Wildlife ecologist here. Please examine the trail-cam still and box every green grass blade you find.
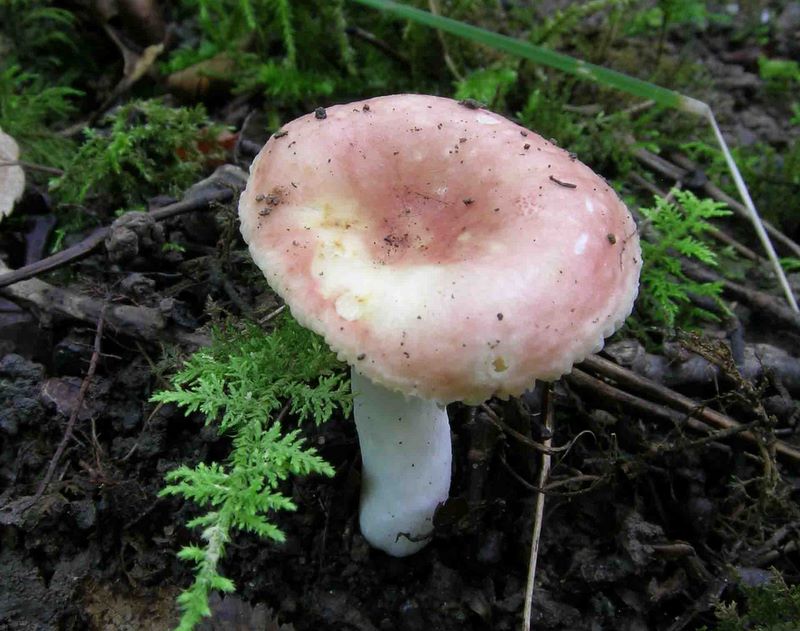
[704,111,799,311]
[350,0,705,114]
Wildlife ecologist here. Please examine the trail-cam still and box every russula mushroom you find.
[239,94,641,556]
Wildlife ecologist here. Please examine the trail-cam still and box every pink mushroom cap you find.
[239,94,641,404]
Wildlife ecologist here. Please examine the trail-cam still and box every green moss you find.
[636,189,732,329]
[0,66,80,168]
[0,0,79,75]
[164,0,361,106]
[50,99,227,210]
[680,138,800,234]
[701,571,800,631]
[153,314,350,630]
[454,66,517,109]
[516,85,653,177]
[624,0,727,36]
[758,56,800,94]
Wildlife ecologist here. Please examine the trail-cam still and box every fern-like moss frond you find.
[637,189,732,329]
[153,314,349,630]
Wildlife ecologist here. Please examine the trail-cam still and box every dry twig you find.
[0,160,64,176]
[522,384,554,631]
[577,355,800,464]
[631,145,800,259]
[0,187,234,288]
[681,260,800,332]
[481,403,558,455]
[24,305,106,512]
[0,258,209,345]
[428,0,464,81]
[628,171,762,262]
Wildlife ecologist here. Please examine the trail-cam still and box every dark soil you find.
[2,3,800,631]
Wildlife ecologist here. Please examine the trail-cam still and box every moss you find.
[51,99,228,210]
[702,571,800,631]
[0,66,80,169]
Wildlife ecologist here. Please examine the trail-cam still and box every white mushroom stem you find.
[351,368,452,557]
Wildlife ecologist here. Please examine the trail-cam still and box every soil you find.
[2,3,800,631]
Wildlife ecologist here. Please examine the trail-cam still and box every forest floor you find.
[1,2,800,630]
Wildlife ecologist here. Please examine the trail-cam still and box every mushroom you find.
[239,94,641,556]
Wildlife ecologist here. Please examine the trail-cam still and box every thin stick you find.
[631,146,800,260]
[345,25,411,68]
[428,0,464,81]
[703,111,797,311]
[258,303,287,324]
[0,188,234,289]
[480,403,559,455]
[24,305,106,511]
[0,257,208,345]
[680,259,800,333]
[522,383,554,631]
[0,160,64,175]
[576,357,800,464]
[628,172,762,262]
[0,227,110,288]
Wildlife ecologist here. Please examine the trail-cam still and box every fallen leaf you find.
[103,23,164,97]
[58,33,164,136]
[166,53,237,100]
[0,128,25,221]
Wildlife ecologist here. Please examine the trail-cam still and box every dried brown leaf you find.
[166,54,237,100]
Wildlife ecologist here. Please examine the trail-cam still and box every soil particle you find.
[569,546,634,583]
[40,375,108,421]
[775,2,800,56]
[617,511,665,569]
[426,560,463,604]
[0,354,45,436]
[525,589,581,628]
[112,425,164,458]
[120,272,158,303]
[0,547,97,630]
[0,352,43,383]
[53,329,96,375]
[396,599,425,630]
[70,498,98,530]
[105,212,166,264]
[0,298,40,358]
[310,588,378,631]
[475,529,504,565]
[196,593,296,630]
[734,108,786,146]
[458,99,483,109]
[82,580,181,631]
